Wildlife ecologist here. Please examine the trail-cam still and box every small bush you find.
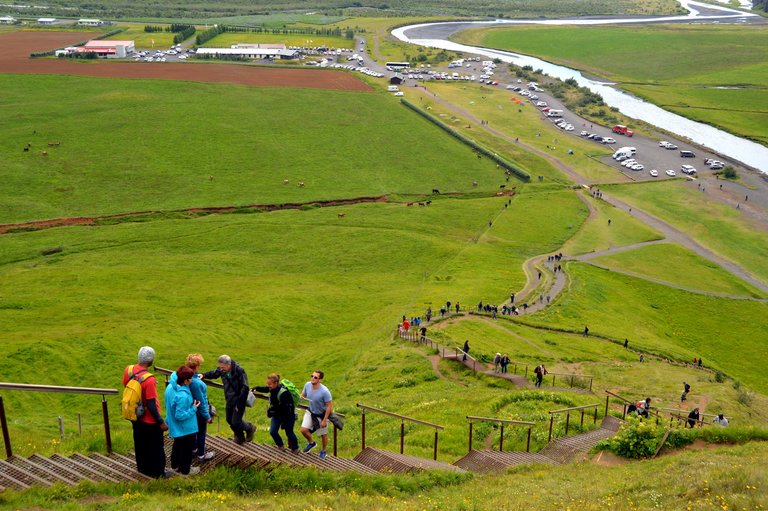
[606,416,665,458]
[723,166,737,179]
[714,370,725,383]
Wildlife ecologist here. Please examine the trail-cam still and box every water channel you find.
[392,0,768,172]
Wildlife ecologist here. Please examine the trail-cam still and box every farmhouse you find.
[195,43,299,60]
[37,18,57,25]
[64,40,135,58]
[0,16,18,24]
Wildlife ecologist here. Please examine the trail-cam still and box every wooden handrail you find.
[655,406,719,419]
[357,404,443,429]
[357,403,443,460]
[466,415,535,453]
[0,382,118,458]
[549,403,599,414]
[0,382,118,396]
[466,415,535,426]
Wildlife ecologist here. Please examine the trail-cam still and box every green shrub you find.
[606,416,665,458]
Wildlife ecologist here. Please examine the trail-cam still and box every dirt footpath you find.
[0,31,372,92]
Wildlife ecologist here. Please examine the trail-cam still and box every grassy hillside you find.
[454,24,768,145]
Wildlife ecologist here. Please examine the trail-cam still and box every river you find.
[392,0,768,172]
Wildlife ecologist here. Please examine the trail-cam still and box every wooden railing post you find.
[499,424,504,452]
[605,395,609,417]
[400,421,405,454]
[468,421,473,452]
[565,412,571,435]
[548,416,554,442]
[552,374,556,387]
[0,396,12,459]
[333,424,338,457]
[580,409,585,427]
[101,395,112,454]
[526,426,531,452]
[594,407,598,424]
[589,377,593,392]
[433,430,438,460]
[361,411,366,450]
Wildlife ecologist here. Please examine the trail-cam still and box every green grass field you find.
[199,31,353,49]
[590,242,767,298]
[602,181,768,285]
[0,74,508,224]
[0,45,767,510]
[105,24,180,48]
[453,24,768,144]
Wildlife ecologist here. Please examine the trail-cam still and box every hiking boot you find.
[302,441,317,453]
[319,450,327,459]
[181,467,201,476]
[245,424,256,442]
[163,470,178,479]
[198,451,215,461]
[234,435,245,445]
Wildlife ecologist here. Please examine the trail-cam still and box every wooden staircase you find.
[453,416,621,472]
[0,416,622,490]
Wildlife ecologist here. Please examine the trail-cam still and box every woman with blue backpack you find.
[252,374,299,453]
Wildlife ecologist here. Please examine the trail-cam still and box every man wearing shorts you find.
[300,370,333,459]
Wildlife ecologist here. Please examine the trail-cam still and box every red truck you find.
[612,124,634,137]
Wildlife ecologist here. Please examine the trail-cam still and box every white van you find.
[387,85,399,92]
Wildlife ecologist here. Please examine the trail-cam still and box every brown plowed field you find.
[0,31,373,91]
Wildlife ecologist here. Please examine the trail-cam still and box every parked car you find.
[680,150,696,158]
[602,137,617,144]
[649,169,659,177]
[580,130,589,136]
[681,164,697,175]
[666,169,676,176]
[659,141,671,148]
[665,143,678,150]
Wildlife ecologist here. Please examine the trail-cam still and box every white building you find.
[37,18,57,25]
[77,19,106,26]
[0,16,18,24]
[195,44,298,60]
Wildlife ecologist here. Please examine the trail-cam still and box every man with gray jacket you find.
[202,355,255,444]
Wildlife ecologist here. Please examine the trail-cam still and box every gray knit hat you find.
[137,346,155,365]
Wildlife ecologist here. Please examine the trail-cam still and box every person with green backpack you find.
[252,374,300,453]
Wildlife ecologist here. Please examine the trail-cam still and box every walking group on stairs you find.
[122,346,339,479]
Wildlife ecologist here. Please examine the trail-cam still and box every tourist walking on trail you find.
[202,355,255,445]
[165,366,201,476]
[501,354,510,374]
[494,353,502,373]
[174,354,214,462]
[583,325,589,337]
[681,382,691,402]
[687,407,700,428]
[252,374,299,453]
[534,364,547,388]
[300,370,333,459]
[123,346,168,478]
[713,413,729,427]
[462,340,470,361]
[420,326,427,342]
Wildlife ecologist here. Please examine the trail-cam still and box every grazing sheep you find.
[499,184,506,189]
[283,179,289,184]
[298,181,305,187]
[432,189,440,194]
[338,212,346,218]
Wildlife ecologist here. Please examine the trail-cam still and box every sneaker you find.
[181,466,201,476]
[319,450,327,459]
[245,424,256,443]
[291,448,299,454]
[302,441,317,453]
[198,451,215,461]
[163,470,178,479]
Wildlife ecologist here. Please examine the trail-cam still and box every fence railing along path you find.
[397,329,594,392]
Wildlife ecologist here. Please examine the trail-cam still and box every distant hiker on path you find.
[462,340,470,361]
[494,353,502,373]
[583,326,589,337]
[681,382,691,402]
[687,408,700,428]
[501,354,510,374]
[534,364,547,388]
[713,413,729,427]
[624,339,629,349]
